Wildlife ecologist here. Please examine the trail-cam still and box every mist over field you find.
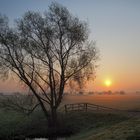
[1,91,140,110]
[63,93,140,110]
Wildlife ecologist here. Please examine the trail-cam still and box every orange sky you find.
[0,71,139,93]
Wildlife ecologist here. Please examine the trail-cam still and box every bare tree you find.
[0,3,98,129]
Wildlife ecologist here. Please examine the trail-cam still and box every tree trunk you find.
[47,106,58,134]
[51,107,57,128]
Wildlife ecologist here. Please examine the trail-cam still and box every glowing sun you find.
[104,79,112,87]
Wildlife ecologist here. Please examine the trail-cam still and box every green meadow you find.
[0,107,140,140]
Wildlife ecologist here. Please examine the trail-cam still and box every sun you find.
[104,79,112,87]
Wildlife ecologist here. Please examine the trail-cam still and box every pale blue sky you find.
[0,0,140,92]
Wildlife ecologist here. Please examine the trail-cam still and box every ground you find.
[68,115,140,140]
[0,108,140,140]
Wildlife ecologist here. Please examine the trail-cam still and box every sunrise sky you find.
[0,0,140,92]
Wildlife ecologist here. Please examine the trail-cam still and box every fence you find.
[64,103,120,113]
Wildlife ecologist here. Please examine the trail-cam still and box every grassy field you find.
[0,108,134,140]
[0,94,140,140]
[0,108,48,139]
[68,115,140,140]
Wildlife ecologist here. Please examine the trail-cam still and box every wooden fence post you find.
[85,103,87,112]
[65,105,67,113]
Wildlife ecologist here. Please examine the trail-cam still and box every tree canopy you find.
[0,3,98,121]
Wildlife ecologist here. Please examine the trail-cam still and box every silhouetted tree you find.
[0,3,98,130]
